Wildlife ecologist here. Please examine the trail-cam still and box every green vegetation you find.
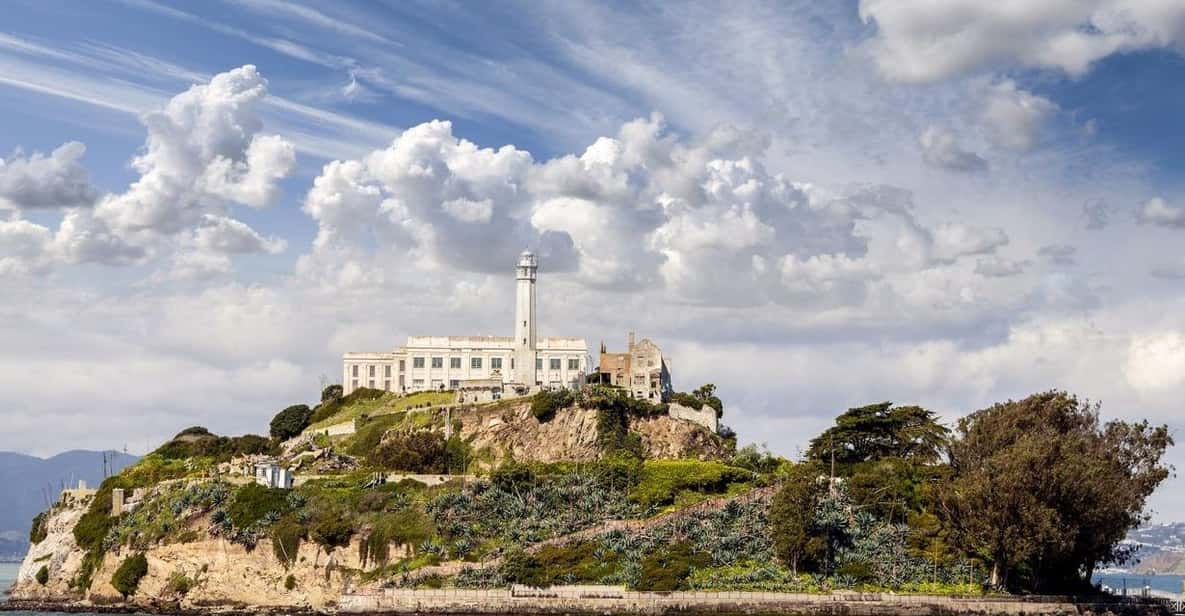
[941,391,1172,592]
[637,542,712,591]
[630,459,753,509]
[308,389,452,430]
[35,565,48,585]
[111,553,149,598]
[670,384,724,418]
[806,402,948,466]
[166,571,194,595]
[270,404,314,440]
[502,542,621,588]
[153,428,275,462]
[227,483,292,528]
[367,430,448,473]
[284,574,296,591]
[29,511,47,544]
[530,389,573,422]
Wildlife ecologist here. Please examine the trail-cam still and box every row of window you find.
[350,357,581,377]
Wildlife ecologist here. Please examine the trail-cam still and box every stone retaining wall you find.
[337,587,1168,616]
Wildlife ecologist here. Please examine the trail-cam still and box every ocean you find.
[1093,572,1185,597]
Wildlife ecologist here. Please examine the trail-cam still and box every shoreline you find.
[2,590,1177,616]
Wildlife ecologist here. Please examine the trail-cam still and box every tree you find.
[111,553,149,598]
[769,462,824,575]
[321,384,343,403]
[940,391,1172,592]
[269,404,313,441]
[807,402,948,466]
[693,383,724,417]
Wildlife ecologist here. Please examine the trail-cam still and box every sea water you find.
[1093,572,1185,597]
[0,562,77,616]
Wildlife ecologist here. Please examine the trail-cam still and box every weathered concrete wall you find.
[337,586,1168,616]
[668,402,718,434]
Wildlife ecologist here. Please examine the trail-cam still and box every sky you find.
[0,0,1183,519]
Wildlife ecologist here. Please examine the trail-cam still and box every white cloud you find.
[975,256,1029,278]
[981,81,1057,151]
[1136,197,1185,228]
[0,218,52,275]
[190,214,286,255]
[1126,332,1185,393]
[1038,243,1078,266]
[859,0,1185,83]
[918,125,987,172]
[0,142,97,209]
[932,223,1010,264]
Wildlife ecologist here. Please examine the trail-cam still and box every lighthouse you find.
[513,250,538,387]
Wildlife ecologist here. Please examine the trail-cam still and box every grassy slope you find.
[307,391,454,430]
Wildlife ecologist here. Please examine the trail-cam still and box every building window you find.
[369,365,375,377]
[368,379,375,388]
[399,360,405,371]
[351,365,358,377]
[536,358,542,370]
[568,358,579,370]
[385,365,391,377]
[384,379,391,391]
[351,378,358,390]
[550,358,561,370]
[511,358,515,369]
[412,379,424,388]
[471,357,483,369]
[431,379,443,390]
[449,379,460,389]
[413,357,425,368]
[450,357,461,369]
[431,357,443,369]
[491,357,502,370]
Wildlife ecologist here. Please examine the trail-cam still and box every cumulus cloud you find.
[96,65,294,234]
[918,125,986,172]
[0,142,97,209]
[981,81,1057,151]
[932,223,1009,264]
[0,218,52,275]
[1126,332,1185,393]
[859,0,1185,83]
[0,66,294,278]
[1136,197,1185,228]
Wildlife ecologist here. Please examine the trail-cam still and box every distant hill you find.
[0,450,138,561]
[1124,523,1185,574]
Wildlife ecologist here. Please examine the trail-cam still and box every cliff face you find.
[451,401,728,465]
[11,496,391,611]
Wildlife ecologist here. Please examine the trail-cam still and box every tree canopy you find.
[940,391,1172,592]
[806,402,949,466]
[269,404,314,441]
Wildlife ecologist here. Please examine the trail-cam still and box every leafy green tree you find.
[367,430,448,473]
[693,383,724,417]
[769,462,824,574]
[269,404,313,440]
[807,402,949,466]
[321,384,343,402]
[940,391,1172,592]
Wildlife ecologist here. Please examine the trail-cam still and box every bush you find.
[272,517,306,566]
[227,483,290,528]
[366,430,447,473]
[166,571,193,595]
[309,387,384,425]
[29,511,48,544]
[630,460,753,508]
[311,517,354,551]
[531,389,573,423]
[284,574,297,591]
[111,553,149,598]
[270,404,314,440]
[155,431,275,462]
[35,565,48,585]
[637,542,711,591]
[321,384,344,403]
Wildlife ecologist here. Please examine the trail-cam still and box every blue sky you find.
[2,0,1185,520]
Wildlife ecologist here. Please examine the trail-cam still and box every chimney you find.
[628,331,635,350]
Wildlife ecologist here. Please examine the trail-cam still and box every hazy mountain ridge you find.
[0,450,138,561]
[1124,523,1185,574]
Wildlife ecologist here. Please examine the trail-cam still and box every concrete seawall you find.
[335,587,1175,616]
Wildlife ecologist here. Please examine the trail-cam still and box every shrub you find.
[284,574,297,591]
[111,553,149,598]
[310,387,385,425]
[227,483,290,528]
[347,414,403,457]
[321,384,344,403]
[166,571,193,595]
[29,512,48,544]
[531,390,573,423]
[270,404,314,440]
[272,517,306,566]
[630,460,753,508]
[35,565,49,585]
[366,430,447,473]
[311,517,354,551]
[637,542,711,591]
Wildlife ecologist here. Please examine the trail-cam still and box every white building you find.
[255,463,294,490]
[342,251,589,396]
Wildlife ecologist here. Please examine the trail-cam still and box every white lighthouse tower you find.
[513,250,538,387]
